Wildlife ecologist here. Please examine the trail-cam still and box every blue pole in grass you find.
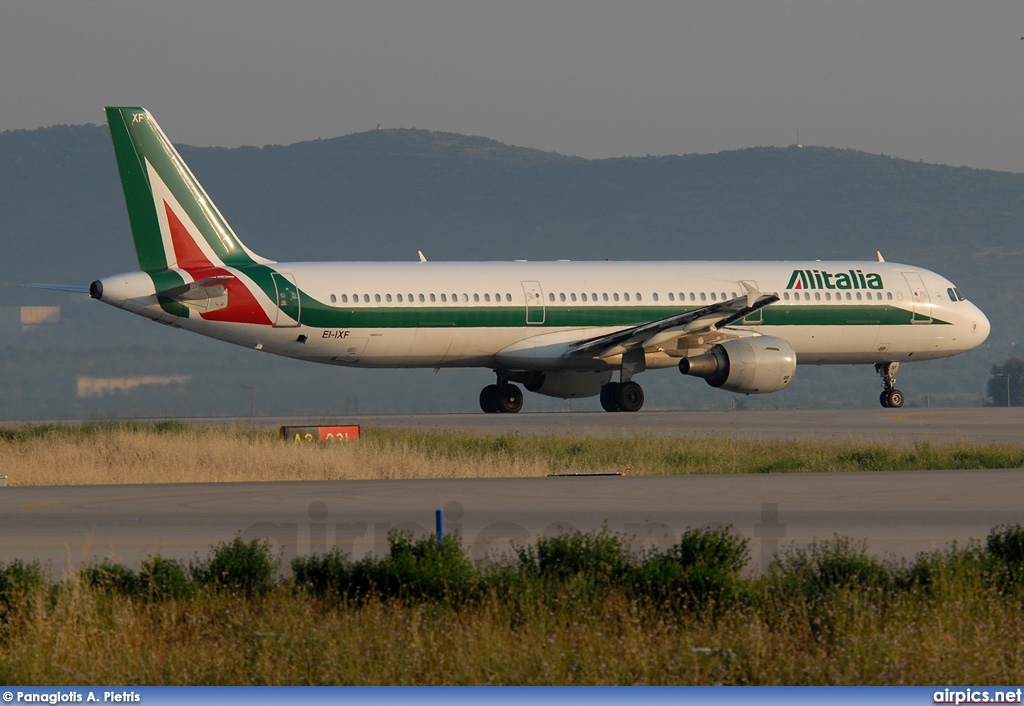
[435,508,444,547]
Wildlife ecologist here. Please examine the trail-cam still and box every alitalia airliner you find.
[51,107,992,412]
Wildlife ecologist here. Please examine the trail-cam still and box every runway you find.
[8,407,1024,445]
[2,469,1022,574]
[340,407,1024,445]
[1,408,1021,573]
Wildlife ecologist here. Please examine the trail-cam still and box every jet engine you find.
[679,336,796,393]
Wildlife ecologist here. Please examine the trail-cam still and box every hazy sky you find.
[4,1,1024,172]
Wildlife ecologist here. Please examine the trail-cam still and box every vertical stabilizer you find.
[105,107,271,273]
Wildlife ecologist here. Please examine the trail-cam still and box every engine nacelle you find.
[520,370,613,399]
[678,336,796,393]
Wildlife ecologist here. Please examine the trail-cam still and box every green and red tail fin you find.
[105,107,273,273]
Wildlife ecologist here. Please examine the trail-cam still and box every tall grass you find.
[1,525,1024,684]
[0,423,1021,485]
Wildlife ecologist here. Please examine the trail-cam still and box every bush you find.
[634,526,749,604]
[81,561,141,596]
[0,560,45,616]
[769,537,895,598]
[985,523,1024,591]
[293,531,477,603]
[190,536,278,597]
[141,556,192,600]
[293,549,357,601]
[370,530,476,602]
[518,528,631,580]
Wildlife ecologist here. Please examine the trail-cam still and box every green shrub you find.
[81,561,141,596]
[514,528,633,598]
[987,523,1024,565]
[190,536,278,597]
[769,537,895,598]
[0,560,46,616]
[985,523,1024,591]
[372,530,476,602]
[634,526,749,604]
[141,556,192,600]
[904,543,987,592]
[292,548,356,601]
[293,531,477,603]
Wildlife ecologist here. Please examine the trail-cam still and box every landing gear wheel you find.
[479,384,499,413]
[495,384,524,414]
[600,383,620,412]
[615,381,645,412]
[875,362,903,409]
[882,389,904,408]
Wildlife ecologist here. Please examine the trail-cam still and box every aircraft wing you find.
[563,286,779,360]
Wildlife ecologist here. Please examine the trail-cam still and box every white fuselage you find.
[98,259,990,371]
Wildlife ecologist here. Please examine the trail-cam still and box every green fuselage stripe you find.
[294,302,947,329]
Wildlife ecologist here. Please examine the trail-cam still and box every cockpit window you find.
[947,287,966,302]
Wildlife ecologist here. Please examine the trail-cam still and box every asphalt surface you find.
[1,408,1021,572]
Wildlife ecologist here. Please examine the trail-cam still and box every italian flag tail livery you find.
[104,108,279,325]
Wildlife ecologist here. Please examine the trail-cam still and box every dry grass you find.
[0,425,554,486]
[1,422,1022,486]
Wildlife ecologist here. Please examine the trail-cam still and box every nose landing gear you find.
[876,362,904,408]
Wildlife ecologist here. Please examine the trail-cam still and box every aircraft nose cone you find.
[972,308,991,344]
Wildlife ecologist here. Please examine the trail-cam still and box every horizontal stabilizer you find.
[20,283,90,293]
[156,275,233,302]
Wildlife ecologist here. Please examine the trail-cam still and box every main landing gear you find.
[875,362,904,408]
[600,349,647,413]
[479,372,524,414]
[599,381,645,412]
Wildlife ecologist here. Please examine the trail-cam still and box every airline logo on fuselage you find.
[786,269,883,290]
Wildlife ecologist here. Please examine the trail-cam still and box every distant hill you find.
[0,123,1017,417]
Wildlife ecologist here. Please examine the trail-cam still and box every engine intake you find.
[679,336,796,393]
